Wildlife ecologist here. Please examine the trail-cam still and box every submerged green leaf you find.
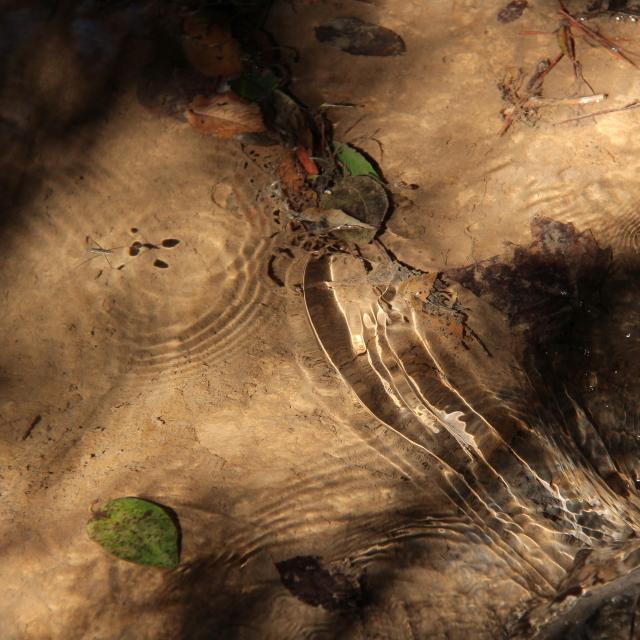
[334,143,380,180]
[229,71,280,102]
[320,175,388,233]
[86,497,180,569]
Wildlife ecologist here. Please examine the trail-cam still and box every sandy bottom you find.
[4,0,640,638]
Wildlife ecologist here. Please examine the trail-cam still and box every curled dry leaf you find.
[186,92,265,139]
[182,16,243,78]
[300,207,377,243]
[262,90,314,149]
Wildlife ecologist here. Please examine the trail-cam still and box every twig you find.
[556,21,596,92]
[22,415,42,440]
[559,2,639,68]
[529,93,607,106]
[556,100,640,124]
[318,103,364,109]
[528,51,564,93]
[499,53,565,135]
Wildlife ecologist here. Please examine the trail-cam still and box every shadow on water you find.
[0,0,139,223]
[294,214,640,638]
[0,0,267,226]
[437,218,640,637]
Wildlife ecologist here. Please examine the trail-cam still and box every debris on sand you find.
[314,17,405,57]
[497,0,528,24]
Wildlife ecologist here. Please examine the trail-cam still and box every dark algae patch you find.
[315,17,406,56]
[497,0,528,23]
[86,497,180,569]
[445,217,611,346]
[275,555,366,611]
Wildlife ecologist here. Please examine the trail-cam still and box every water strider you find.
[79,235,123,270]
[79,234,182,271]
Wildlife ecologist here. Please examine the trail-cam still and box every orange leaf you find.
[186,92,265,139]
[295,146,319,175]
[277,150,318,211]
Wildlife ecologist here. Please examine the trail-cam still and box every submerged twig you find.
[556,99,640,123]
[556,20,596,92]
[529,93,607,106]
[558,2,639,68]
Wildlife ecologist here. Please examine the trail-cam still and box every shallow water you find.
[3,0,640,638]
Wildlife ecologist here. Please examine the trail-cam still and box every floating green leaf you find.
[86,497,180,569]
[229,71,280,102]
[334,142,380,180]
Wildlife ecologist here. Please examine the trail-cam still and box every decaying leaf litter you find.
[497,0,640,134]
[151,2,412,255]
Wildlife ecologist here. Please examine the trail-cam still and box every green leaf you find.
[333,143,380,180]
[86,497,180,569]
[320,175,388,233]
[230,72,280,102]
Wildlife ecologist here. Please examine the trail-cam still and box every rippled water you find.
[4,1,640,639]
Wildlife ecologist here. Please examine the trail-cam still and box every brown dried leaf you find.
[299,207,377,243]
[186,92,265,139]
[398,272,438,310]
[277,150,318,211]
[261,90,314,149]
[182,17,243,78]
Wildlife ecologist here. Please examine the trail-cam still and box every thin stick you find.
[341,114,367,138]
[559,2,639,68]
[529,93,607,106]
[529,51,565,91]
[318,102,364,109]
[556,100,640,124]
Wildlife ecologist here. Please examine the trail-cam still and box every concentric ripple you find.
[104,181,277,379]
[40,140,283,383]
